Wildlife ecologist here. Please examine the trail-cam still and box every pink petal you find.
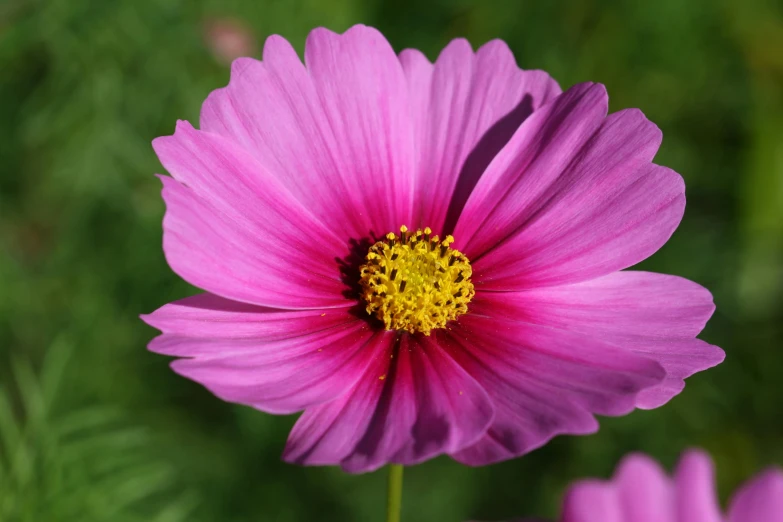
[674,450,723,522]
[614,454,676,522]
[154,123,352,309]
[632,338,723,409]
[447,370,598,465]
[142,293,358,342]
[399,39,561,233]
[561,481,623,522]
[472,271,723,409]
[454,84,684,289]
[201,25,415,240]
[281,333,397,468]
[561,455,676,522]
[142,294,373,414]
[446,315,664,465]
[284,333,494,473]
[728,468,783,522]
[381,335,495,467]
[453,82,608,255]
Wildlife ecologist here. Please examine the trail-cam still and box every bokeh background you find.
[2,0,782,520]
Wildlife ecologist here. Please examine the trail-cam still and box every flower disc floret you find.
[359,226,475,335]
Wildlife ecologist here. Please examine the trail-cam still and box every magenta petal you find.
[153,123,352,309]
[560,455,675,522]
[614,454,675,521]
[552,451,780,522]
[447,372,598,466]
[380,334,495,467]
[142,293,358,342]
[561,481,623,522]
[453,82,608,255]
[674,450,723,522]
[200,26,415,239]
[142,294,372,414]
[304,24,418,235]
[474,271,715,339]
[199,49,353,230]
[399,39,561,233]
[447,315,664,465]
[283,333,494,473]
[281,333,395,468]
[454,84,684,289]
[727,468,783,522]
[632,338,723,409]
[472,271,722,409]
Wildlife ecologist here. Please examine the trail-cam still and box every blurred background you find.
[1,0,782,520]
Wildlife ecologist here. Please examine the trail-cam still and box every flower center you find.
[358,225,475,335]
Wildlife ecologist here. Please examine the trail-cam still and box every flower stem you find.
[385,464,404,522]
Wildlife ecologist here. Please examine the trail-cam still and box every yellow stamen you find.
[358,225,475,335]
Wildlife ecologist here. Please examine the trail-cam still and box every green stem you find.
[385,464,404,522]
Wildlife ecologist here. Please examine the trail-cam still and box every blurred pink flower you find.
[203,18,256,65]
[143,24,723,473]
[517,450,783,522]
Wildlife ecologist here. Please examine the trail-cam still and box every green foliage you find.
[0,0,782,520]
[0,342,198,522]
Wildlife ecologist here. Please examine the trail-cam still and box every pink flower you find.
[142,24,723,473]
[522,450,783,522]
[203,18,257,65]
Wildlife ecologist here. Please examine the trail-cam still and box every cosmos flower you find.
[512,450,783,522]
[203,17,257,66]
[142,24,723,473]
